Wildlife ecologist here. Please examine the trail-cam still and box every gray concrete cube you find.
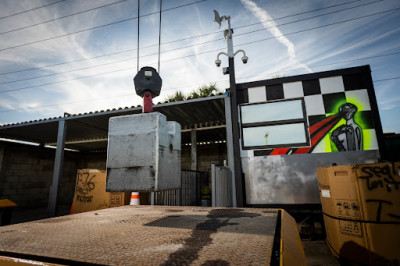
[106,112,181,191]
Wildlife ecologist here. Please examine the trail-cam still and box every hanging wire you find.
[158,0,163,73]
[137,0,140,73]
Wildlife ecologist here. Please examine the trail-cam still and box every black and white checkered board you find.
[239,68,379,152]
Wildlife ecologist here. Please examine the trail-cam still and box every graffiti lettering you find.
[359,165,400,192]
[75,172,96,195]
[76,195,93,203]
[366,199,400,222]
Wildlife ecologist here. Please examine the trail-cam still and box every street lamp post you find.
[214,10,248,207]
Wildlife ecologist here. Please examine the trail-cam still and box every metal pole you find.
[137,0,140,73]
[48,119,67,217]
[211,163,216,207]
[228,57,244,207]
[224,96,237,207]
[190,130,197,171]
[226,18,234,57]
[0,145,5,198]
[226,19,244,207]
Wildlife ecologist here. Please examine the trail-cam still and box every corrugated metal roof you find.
[0,94,227,152]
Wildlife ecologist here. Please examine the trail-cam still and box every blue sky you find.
[0,0,399,133]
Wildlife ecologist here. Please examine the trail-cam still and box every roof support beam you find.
[47,138,108,146]
[47,119,67,218]
[181,124,226,132]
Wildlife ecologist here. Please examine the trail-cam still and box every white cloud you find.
[305,27,400,67]
[0,0,399,135]
[240,0,311,73]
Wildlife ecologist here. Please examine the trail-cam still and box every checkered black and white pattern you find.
[242,72,379,152]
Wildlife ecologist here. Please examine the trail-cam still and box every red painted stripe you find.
[294,116,341,154]
[309,114,340,135]
[269,148,290,155]
[131,195,140,199]
[267,114,342,156]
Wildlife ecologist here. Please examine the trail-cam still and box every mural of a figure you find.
[331,103,363,151]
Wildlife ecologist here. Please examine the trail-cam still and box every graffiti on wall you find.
[242,71,380,156]
[75,171,96,203]
[359,163,400,222]
[331,103,362,151]
[268,100,374,155]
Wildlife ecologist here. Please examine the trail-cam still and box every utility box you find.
[106,112,181,192]
[317,162,400,265]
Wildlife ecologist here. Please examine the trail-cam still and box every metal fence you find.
[153,170,209,206]
[181,170,209,206]
[153,189,180,206]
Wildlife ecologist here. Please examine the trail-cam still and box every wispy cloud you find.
[305,27,400,67]
[240,0,311,73]
[0,0,399,132]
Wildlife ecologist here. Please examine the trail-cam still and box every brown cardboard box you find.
[317,162,400,265]
[71,169,131,214]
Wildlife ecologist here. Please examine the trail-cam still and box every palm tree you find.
[165,91,186,102]
[188,83,219,98]
[164,83,221,102]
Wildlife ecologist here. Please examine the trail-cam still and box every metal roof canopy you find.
[0,95,227,152]
[0,94,233,217]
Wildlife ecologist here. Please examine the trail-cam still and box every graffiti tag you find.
[359,165,400,192]
[75,172,96,200]
[76,195,94,203]
[366,199,400,222]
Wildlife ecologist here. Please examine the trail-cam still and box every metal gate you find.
[181,170,209,206]
[153,170,209,206]
[153,189,180,206]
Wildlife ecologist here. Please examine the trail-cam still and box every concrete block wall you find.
[0,142,78,208]
[0,140,226,209]
[79,152,107,170]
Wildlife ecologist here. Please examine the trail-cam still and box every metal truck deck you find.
[0,206,282,265]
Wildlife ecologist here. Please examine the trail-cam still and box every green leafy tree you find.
[164,83,221,102]
[189,83,219,98]
[165,91,186,102]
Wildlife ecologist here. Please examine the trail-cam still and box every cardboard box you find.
[317,162,400,265]
[71,169,131,214]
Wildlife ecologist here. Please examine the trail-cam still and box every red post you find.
[143,92,153,113]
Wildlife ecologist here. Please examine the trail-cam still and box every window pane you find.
[241,100,303,124]
[243,123,307,147]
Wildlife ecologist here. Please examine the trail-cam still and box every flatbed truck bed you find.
[0,206,306,265]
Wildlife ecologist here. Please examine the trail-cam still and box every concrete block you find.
[2,188,17,196]
[12,169,25,176]
[106,112,181,191]
[9,182,21,189]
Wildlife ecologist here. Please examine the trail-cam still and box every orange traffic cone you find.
[130,192,140,205]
